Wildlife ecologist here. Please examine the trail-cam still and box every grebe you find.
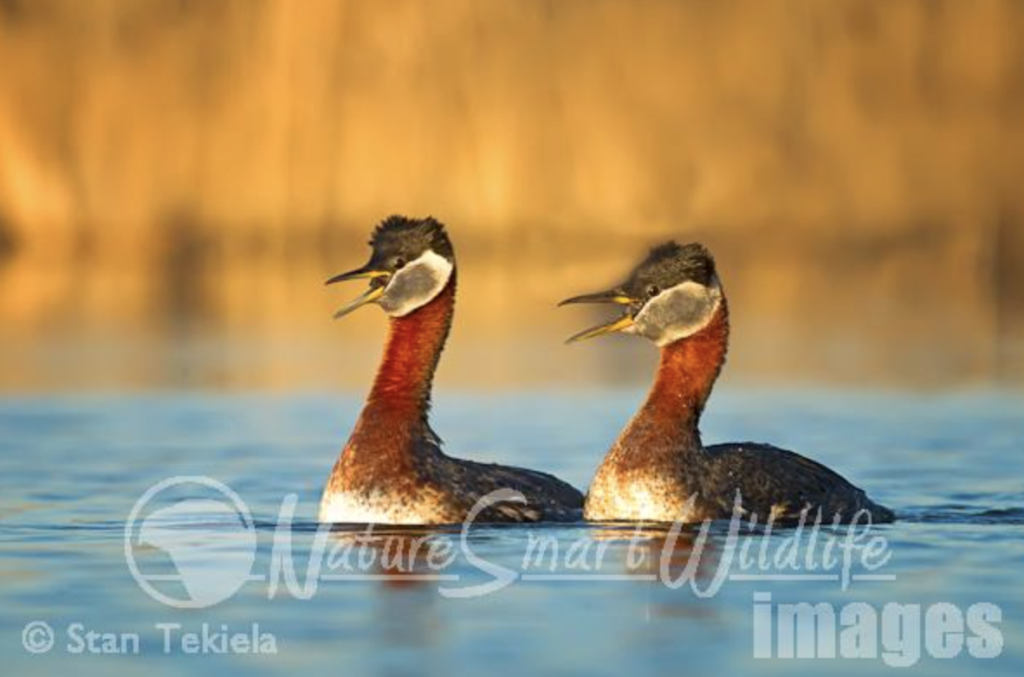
[561,242,894,524]
[320,216,583,524]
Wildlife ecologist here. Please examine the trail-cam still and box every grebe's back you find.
[320,216,584,525]
[562,241,894,525]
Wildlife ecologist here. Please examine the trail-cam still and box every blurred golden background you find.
[1,0,1022,390]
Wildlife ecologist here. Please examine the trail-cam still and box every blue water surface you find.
[0,388,1022,676]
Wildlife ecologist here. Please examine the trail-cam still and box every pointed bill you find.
[558,290,634,307]
[333,285,386,319]
[325,265,390,286]
[565,314,635,344]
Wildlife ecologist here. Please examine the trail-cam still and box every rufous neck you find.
[636,301,730,446]
[365,273,457,420]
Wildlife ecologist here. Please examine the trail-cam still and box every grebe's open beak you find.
[325,264,391,320]
[558,289,636,344]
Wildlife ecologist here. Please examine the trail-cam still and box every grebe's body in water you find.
[561,242,894,524]
[320,216,583,524]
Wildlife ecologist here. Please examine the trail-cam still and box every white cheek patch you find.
[632,278,722,346]
[378,250,454,317]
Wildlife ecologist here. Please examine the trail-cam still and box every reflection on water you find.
[1,390,1021,676]
[327,527,459,589]
[1,244,1023,390]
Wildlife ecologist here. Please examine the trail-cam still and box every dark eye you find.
[393,256,407,270]
[646,284,661,298]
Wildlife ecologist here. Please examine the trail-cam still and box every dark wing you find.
[701,442,893,523]
[434,456,585,523]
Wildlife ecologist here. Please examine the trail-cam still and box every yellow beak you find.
[559,288,637,344]
[564,314,635,344]
[332,285,386,320]
[326,264,391,319]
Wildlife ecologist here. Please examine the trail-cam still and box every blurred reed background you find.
[1,0,1022,391]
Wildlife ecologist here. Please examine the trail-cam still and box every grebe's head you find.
[326,216,455,319]
[560,241,722,346]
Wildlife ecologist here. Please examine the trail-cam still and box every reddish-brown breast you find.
[584,302,731,520]
[326,277,457,494]
[616,301,730,469]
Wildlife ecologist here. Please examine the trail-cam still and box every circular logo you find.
[22,621,55,654]
[124,476,256,609]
